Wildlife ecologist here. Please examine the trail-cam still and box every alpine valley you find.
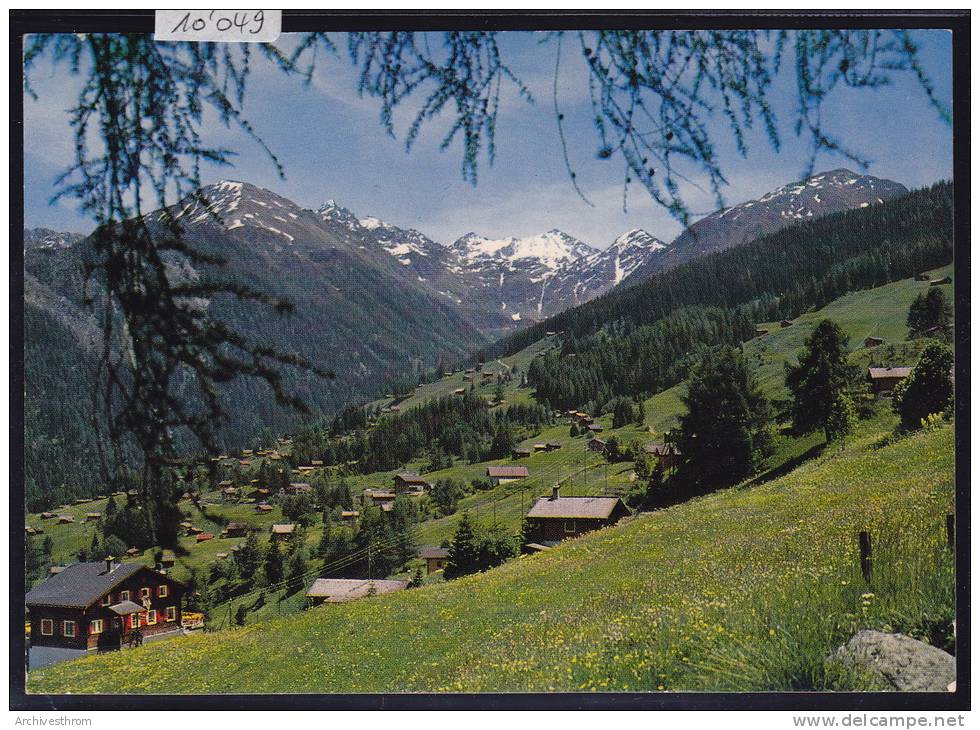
[23,168,906,502]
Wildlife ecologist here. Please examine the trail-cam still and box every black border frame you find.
[9,8,971,712]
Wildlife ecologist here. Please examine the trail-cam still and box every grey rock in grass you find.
[832,630,955,692]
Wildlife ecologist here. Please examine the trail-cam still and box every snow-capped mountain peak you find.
[450,229,596,270]
[609,228,667,253]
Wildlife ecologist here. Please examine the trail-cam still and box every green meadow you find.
[28,418,954,693]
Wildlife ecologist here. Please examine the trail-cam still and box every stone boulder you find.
[832,630,955,691]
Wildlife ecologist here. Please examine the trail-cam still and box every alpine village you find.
[24,168,955,693]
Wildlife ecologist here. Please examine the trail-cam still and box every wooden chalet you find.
[587,437,607,453]
[306,578,407,606]
[644,443,682,470]
[511,447,532,459]
[271,523,296,539]
[755,328,769,337]
[546,441,562,452]
[533,443,548,452]
[285,482,313,495]
[26,558,184,652]
[125,547,142,557]
[780,319,794,328]
[930,276,952,286]
[453,388,467,395]
[310,460,324,466]
[587,424,604,433]
[250,487,271,500]
[195,532,215,543]
[255,503,274,513]
[160,551,176,567]
[868,366,912,394]
[419,546,450,574]
[864,336,886,348]
[524,487,631,544]
[25,526,37,536]
[915,273,931,281]
[339,510,360,522]
[85,513,102,522]
[486,465,529,485]
[57,515,74,524]
[394,473,430,493]
[223,522,250,538]
[40,512,55,520]
[363,489,398,507]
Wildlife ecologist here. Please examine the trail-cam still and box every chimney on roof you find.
[550,485,560,501]
[105,555,115,573]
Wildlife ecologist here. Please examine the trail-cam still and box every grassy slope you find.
[29,419,953,693]
[27,268,953,586]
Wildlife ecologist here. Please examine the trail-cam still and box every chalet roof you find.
[487,465,529,478]
[272,523,296,534]
[255,504,273,512]
[419,547,450,559]
[395,473,430,485]
[196,532,215,542]
[306,578,408,603]
[226,522,250,531]
[546,441,562,448]
[644,443,680,456]
[108,600,145,616]
[527,495,627,520]
[26,562,145,609]
[588,437,607,446]
[869,366,912,379]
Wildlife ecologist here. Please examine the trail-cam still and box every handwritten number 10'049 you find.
[171,11,266,36]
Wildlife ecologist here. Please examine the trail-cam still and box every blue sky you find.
[23,30,953,248]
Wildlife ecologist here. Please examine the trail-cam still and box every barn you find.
[524,487,631,544]
[486,465,529,485]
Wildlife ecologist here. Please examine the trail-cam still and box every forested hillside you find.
[493,182,953,358]
[495,183,952,409]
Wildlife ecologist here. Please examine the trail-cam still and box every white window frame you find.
[564,520,577,533]
[165,606,176,622]
[40,618,53,636]
[101,593,111,607]
[90,619,103,635]
[140,587,152,599]
[119,590,130,602]
[158,584,169,598]
[63,620,76,637]
[146,609,157,625]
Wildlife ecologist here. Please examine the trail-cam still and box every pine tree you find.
[263,541,284,585]
[235,531,262,581]
[444,512,480,580]
[893,342,954,428]
[907,288,952,339]
[408,566,425,588]
[675,347,772,495]
[785,319,859,441]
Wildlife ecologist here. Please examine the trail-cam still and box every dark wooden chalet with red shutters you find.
[25,557,185,652]
[524,486,631,544]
